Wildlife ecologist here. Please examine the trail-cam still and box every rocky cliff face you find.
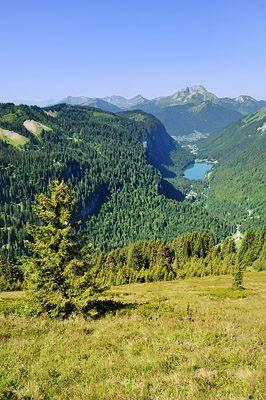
[145,119,176,169]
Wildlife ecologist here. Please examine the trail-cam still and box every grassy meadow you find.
[1,272,266,399]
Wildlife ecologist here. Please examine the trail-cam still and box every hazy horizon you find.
[1,0,266,102]
[11,84,266,106]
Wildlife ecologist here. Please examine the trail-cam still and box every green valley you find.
[3,2,266,399]
[0,103,231,262]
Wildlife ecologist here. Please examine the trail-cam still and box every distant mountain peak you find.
[102,94,149,109]
[171,85,219,103]
[128,94,149,105]
[103,95,126,103]
[235,95,256,103]
[132,94,146,100]
[61,95,91,104]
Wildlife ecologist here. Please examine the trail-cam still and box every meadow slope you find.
[1,272,266,399]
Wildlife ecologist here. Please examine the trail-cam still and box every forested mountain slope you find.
[197,107,266,230]
[197,106,266,160]
[0,103,232,261]
[142,101,243,139]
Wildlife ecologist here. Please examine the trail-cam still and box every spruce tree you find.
[238,229,256,266]
[232,261,244,290]
[0,256,24,291]
[25,180,100,317]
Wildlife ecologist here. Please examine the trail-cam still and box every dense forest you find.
[93,225,266,287]
[196,107,266,231]
[1,223,265,292]
[0,103,232,263]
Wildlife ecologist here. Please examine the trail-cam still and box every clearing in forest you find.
[23,119,52,136]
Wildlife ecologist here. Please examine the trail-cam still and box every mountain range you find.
[14,86,266,141]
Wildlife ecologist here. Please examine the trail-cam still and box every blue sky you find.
[1,0,266,101]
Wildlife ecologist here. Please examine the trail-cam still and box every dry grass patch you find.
[43,110,57,118]
[23,120,52,136]
[0,128,29,146]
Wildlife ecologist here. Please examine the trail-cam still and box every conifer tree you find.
[232,261,244,290]
[238,229,256,266]
[0,256,23,291]
[25,180,100,317]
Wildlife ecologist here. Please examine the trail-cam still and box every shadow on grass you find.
[0,293,179,320]
[84,299,140,319]
[84,297,177,320]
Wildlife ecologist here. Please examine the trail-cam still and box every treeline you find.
[93,226,266,287]
[1,226,266,292]
[238,226,266,268]
[93,232,236,286]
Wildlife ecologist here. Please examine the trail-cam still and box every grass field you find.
[1,272,266,399]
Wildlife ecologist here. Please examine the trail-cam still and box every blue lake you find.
[184,162,214,180]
